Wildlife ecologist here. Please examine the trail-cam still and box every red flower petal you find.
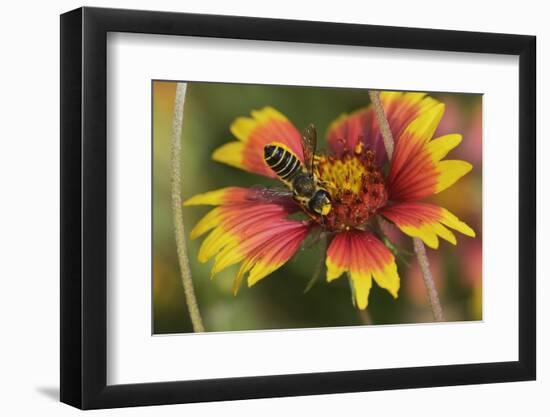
[212,107,304,178]
[326,92,441,166]
[325,231,400,309]
[386,105,473,201]
[381,202,475,249]
[184,187,310,292]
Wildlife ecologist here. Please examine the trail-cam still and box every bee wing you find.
[248,186,294,203]
[301,123,317,175]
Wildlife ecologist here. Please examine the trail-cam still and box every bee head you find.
[309,189,332,216]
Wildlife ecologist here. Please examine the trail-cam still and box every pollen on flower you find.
[315,145,387,232]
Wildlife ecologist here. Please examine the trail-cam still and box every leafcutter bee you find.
[263,124,332,217]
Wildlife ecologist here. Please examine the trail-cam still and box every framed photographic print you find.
[60,6,536,409]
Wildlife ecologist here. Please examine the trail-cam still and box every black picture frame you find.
[60,6,536,410]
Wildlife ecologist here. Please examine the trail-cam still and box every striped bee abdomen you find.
[264,143,303,183]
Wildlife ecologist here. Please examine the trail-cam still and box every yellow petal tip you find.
[183,188,229,206]
[462,225,476,238]
[211,142,245,169]
[356,302,368,310]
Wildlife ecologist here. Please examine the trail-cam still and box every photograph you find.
[0,0,542,414]
[153,81,483,334]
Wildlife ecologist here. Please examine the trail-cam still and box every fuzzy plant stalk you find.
[368,90,445,322]
[170,82,206,332]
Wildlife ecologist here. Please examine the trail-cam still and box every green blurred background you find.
[153,81,482,334]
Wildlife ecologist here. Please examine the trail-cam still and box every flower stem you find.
[368,90,394,159]
[368,89,444,322]
[412,237,444,321]
[170,82,205,332]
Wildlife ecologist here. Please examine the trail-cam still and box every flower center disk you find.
[315,146,387,232]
